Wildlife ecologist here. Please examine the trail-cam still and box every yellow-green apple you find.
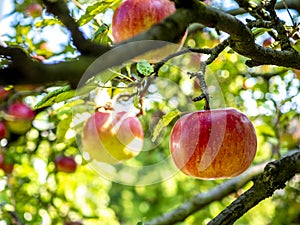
[0,153,14,175]
[112,0,176,43]
[6,102,35,135]
[81,111,144,164]
[54,155,77,173]
[26,3,43,18]
[170,108,257,179]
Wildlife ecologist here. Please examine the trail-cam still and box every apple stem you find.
[188,62,210,110]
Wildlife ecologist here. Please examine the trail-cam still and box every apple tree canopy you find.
[0,0,300,225]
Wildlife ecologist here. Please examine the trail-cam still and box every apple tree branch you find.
[144,151,300,225]
[208,151,300,225]
[1,0,300,85]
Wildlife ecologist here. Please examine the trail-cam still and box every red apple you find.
[0,86,10,100]
[6,102,35,135]
[262,37,273,47]
[54,155,77,173]
[0,153,14,175]
[26,3,43,18]
[112,0,176,43]
[170,108,257,179]
[0,122,8,139]
[81,111,144,164]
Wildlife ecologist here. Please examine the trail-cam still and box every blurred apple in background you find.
[54,155,77,173]
[262,37,274,47]
[65,222,83,225]
[6,102,35,135]
[26,3,43,18]
[0,153,14,175]
[0,122,8,139]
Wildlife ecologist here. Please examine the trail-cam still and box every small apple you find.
[112,0,176,43]
[262,37,273,47]
[65,222,83,225]
[294,69,300,79]
[6,102,35,135]
[0,153,14,175]
[26,3,43,18]
[54,155,77,173]
[0,122,8,139]
[81,111,144,164]
[170,108,257,179]
[0,86,10,100]
[31,55,46,61]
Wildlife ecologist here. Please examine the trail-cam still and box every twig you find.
[234,0,270,20]
[228,0,300,15]
[188,62,210,110]
[262,0,294,51]
[153,47,212,75]
[188,39,230,109]
[42,0,109,56]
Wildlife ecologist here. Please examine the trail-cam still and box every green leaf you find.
[34,19,62,28]
[137,60,154,76]
[92,24,111,46]
[256,124,275,137]
[77,0,122,26]
[56,116,72,142]
[291,39,300,52]
[136,222,143,225]
[252,27,272,37]
[152,109,181,142]
[93,68,122,85]
[35,85,74,109]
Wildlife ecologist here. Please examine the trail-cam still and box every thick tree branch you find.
[145,151,300,225]
[0,46,95,88]
[2,0,300,87]
[208,151,300,225]
[145,162,267,225]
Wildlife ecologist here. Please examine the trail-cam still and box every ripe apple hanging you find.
[112,0,176,42]
[170,108,257,179]
[81,111,144,164]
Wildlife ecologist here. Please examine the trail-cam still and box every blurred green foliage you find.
[0,0,300,225]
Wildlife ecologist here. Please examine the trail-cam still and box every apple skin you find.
[6,102,35,135]
[54,156,77,173]
[26,3,43,18]
[0,153,14,175]
[81,111,144,164]
[112,0,176,42]
[170,108,257,179]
